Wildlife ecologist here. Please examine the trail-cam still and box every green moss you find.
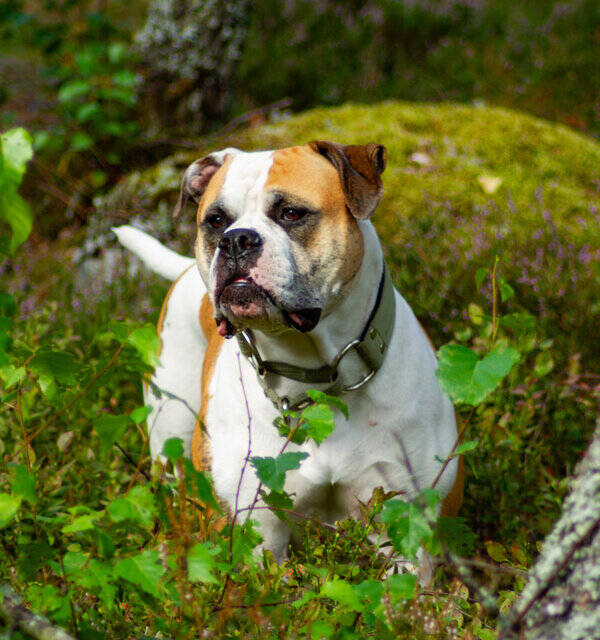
[104,100,600,363]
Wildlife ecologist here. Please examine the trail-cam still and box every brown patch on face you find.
[265,145,364,286]
[196,154,234,226]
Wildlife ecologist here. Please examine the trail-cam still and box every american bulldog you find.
[114,141,462,561]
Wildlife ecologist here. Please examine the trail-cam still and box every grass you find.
[1,101,599,638]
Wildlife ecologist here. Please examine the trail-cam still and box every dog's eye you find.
[206,213,227,230]
[280,206,306,222]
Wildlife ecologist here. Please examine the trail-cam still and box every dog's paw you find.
[386,548,434,588]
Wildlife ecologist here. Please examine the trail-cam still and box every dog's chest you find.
[203,342,408,496]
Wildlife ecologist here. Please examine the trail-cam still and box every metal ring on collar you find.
[330,339,376,391]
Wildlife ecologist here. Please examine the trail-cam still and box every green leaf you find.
[0,364,26,388]
[0,492,22,528]
[0,317,11,366]
[17,542,56,579]
[187,543,219,584]
[76,102,101,123]
[301,403,335,444]
[501,312,536,335]
[353,579,384,609]
[262,489,293,514]
[436,344,520,406]
[107,486,157,528]
[499,279,514,302]
[320,579,364,612]
[305,389,349,418]
[108,42,126,64]
[29,348,82,384]
[438,516,476,556]
[95,414,132,454]
[62,513,99,534]
[0,191,32,252]
[129,405,151,425]
[485,541,508,563]
[58,80,90,104]
[115,550,165,598]
[453,440,478,456]
[250,451,309,492]
[11,465,35,504]
[310,620,334,639]
[127,325,159,367]
[163,437,184,462]
[181,459,221,511]
[70,132,94,151]
[381,499,433,559]
[68,555,117,606]
[1,128,33,180]
[475,267,488,291]
[468,303,485,325]
[388,573,417,601]
[534,350,555,377]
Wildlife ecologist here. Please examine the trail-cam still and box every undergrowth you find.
[1,127,599,638]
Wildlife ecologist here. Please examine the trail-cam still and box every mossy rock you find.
[103,101,600,364]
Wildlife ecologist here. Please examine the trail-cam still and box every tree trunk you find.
[502,420,600,640]
[135,0,251,134]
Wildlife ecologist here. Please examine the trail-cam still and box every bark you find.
[502,420,600,640]
[135,0,250,133]
[0,584,77,640]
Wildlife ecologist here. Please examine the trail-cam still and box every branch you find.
[0,585,77,640]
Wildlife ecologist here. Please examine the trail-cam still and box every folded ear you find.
[308,140,386,219]
[173,148,237,218]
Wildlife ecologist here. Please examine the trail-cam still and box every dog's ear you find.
[173,149,237,218]
[308,140,386,219]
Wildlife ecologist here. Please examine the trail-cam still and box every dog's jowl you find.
[114,141,462,562]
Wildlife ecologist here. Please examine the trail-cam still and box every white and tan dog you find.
[114,141,462,561]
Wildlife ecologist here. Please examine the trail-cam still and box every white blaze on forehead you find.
[219,150,275,224]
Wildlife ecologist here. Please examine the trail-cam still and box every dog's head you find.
[174,141,386,336]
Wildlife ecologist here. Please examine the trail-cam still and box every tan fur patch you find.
[191,294,225,472]
[266,145,364,284]
[196,154,234,225]
[440,453,464,517]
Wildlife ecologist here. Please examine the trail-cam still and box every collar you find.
[236,262,396,411]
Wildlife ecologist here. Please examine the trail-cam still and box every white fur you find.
[112,225,195,280]
[114,151,458,562]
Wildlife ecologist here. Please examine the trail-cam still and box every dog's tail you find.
[112,225,195,281]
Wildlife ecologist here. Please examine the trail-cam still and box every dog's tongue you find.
[216,317,235,338]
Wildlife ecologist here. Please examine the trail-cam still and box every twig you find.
[431,407,475,490]
[114,442,151,482]
[0,584,77,640]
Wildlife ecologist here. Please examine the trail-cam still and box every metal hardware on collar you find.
[235,261,396,410]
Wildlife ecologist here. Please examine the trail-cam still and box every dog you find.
[114,141,462,562]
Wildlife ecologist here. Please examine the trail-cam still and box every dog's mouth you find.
[215,276,322,336]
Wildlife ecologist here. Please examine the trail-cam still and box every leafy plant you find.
[0,128,33,254]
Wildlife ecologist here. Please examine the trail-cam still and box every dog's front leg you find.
[249,508,292,563]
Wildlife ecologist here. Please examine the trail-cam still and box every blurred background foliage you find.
[0,0,598,236]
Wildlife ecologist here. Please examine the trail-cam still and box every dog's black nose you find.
[218,228,263,259]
